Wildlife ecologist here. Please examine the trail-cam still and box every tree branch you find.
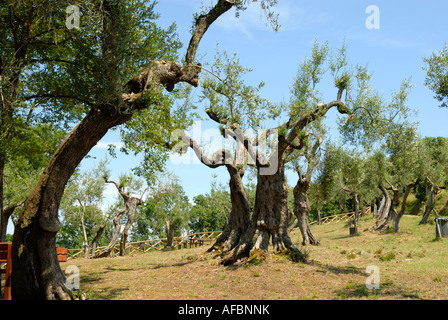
[185,0,235,64]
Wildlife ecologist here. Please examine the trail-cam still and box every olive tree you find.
[9,0,278,300]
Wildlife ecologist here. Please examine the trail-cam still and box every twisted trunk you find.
[420,178,444,225]
[370,184,399,232]
[95,194,143,257]
[208,164,250,253]
[221,162,305,265]
[293,179,319,246]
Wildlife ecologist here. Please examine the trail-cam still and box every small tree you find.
[95,174,146,257]
[424,44,448,108]
[59,159,109,256]
[142,176,190,247]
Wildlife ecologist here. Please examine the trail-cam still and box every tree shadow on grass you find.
[310,261,365,276]
[334,282,422,300]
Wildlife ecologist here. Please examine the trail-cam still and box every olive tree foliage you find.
[139,175,191,247]
[418,137,448,224]
[423,44,448,108]
[59,159,110,254]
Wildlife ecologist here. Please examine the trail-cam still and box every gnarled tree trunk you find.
[12,106,132,300]
[293,178,319,246]
[95,181,144,258]
[208,164,250,253]
[221,162,306,265]
[420,178,445,225]
[369,184,399,232]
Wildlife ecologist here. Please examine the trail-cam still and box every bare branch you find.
[185,0,235,64]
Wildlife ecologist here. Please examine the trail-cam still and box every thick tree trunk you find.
[11,106,131,300]
[221,163,305,265]
[166,220,175,248]
[208,164,250,253]
[293,179,319,246]
[369,185,399,232]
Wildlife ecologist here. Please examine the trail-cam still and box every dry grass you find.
[63,215,448,300]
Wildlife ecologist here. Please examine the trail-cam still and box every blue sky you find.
[82,0,448,205]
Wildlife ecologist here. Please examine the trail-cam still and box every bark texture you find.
[293,178,319,245]
[420,178,445,225]
[208,164,250,253]
[369,184,399,232]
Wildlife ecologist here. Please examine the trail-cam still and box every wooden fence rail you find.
[310,206,371,226]
[67,230,223,260]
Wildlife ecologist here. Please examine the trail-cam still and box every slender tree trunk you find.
[87,225,104,258]
[0,200,25,242]
[79,206,90,257]
[119,197,142,256]
[372,200,378,218]
[208,164,250,253]
[353,193,360,225]
[293,179,319,246]
[394,179,419,232]
[12,106,131,300]
[419,179,444,225]
[317,209,322,225]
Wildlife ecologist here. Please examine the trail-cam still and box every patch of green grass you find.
[379,252,396,262]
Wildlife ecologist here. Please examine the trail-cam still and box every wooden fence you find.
[310,206,371,225]
[66,230,223,260]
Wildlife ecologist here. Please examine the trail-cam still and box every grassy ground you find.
[60,214,448,300]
